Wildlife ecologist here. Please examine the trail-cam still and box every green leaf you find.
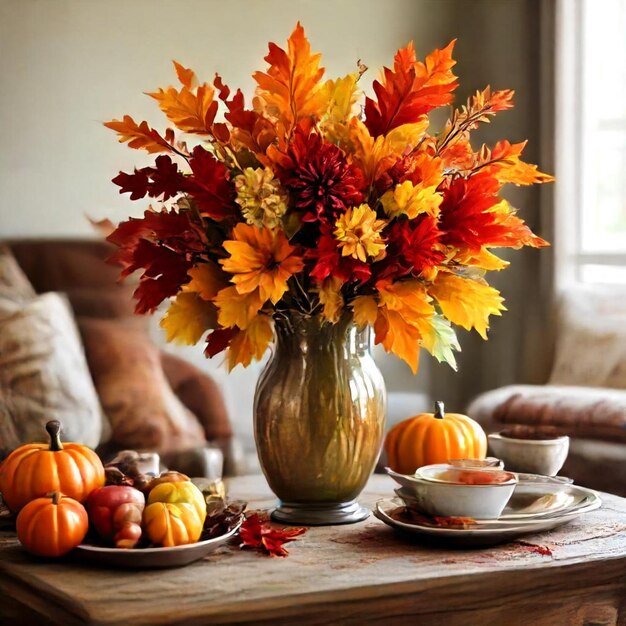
[421,314,461,370]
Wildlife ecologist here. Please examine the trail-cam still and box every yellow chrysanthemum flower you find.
[234,167,288,229]
[334,203,386,262]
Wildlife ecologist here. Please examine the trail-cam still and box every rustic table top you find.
[1,474,626,626]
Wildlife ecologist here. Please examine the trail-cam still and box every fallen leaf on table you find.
[240,513,306,557]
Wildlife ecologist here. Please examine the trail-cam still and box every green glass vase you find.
[254,313,386,525]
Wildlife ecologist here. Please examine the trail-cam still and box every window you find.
[556,0,626,285]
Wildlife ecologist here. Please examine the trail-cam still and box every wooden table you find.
[1,474,626,626]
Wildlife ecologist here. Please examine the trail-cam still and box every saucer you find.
[374,493,601,547]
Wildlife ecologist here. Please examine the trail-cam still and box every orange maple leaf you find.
[481,140,555,186]
[364,40,458,137]
[373,280,435,373]
[253,22,326,135]
[147,62,218,135]
[227,314,273,370]
[104,115,175,153]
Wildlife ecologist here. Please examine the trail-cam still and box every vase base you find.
[271,500,370,526]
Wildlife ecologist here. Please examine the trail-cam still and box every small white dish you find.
[488,432,570,476]
[386,466,517,520]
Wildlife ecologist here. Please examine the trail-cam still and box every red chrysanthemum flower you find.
[279,129,364,222]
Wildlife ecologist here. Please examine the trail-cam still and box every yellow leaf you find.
[214,286,264,330]
[320,72,361,143]
[380,180,442,219]
[384,120,430,153]
[160,292,217,345]
[377,280,434,319]
[429,273,506,339]
[227,315,273,370]
[351,295,378,329]
[184,263,229,300]
[456,248,510,271]
[318,277,343,323]
[345,118,429,184]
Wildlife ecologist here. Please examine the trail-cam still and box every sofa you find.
[0,239,243,477]
[467,285,626,496]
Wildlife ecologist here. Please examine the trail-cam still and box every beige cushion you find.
[550,286,626,388]
[0,246,36,305]
[78,318,207,454]
[0,293,105,454]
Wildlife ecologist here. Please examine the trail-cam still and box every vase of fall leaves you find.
[105,24,552,524]
[255,313,385,524]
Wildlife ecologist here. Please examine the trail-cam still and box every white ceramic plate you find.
[374,496,600,546]
[74,521,241,568]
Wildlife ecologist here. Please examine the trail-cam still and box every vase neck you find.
[273,314,370,356]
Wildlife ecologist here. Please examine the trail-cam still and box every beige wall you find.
[0,0,450,238]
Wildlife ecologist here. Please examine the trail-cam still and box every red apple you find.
[87,485,145,549]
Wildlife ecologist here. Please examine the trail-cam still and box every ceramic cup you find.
[386,465,517,520]
[488,431,570,476]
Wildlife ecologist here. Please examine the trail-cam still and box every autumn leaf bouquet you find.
[105,23,552,374]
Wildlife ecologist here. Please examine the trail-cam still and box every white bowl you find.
[386,466,517,520]
[488,432,569,476]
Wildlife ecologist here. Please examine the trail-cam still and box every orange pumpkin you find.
[385,401,487,474]
[16,492,88,557]
[143,481,206,547]
[0,421,105,513]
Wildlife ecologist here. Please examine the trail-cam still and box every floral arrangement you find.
[105,23,552,372]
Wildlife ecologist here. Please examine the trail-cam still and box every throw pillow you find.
[78,318,207,454]
[0,292,105,456]
[550,286,626,388]
[0,246,36,305]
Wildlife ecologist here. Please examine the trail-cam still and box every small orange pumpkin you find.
[16,492,88,557]
[385,401,487,474]
[0,421,105,513]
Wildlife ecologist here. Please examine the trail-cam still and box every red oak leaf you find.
[204,327,237,358]
[112,168,151,201]
[107,208,205,313]
[239,513,306,557]
[183,146,236,219]
[126,240,192,314]
[112,156,184,201]
[222,89,277,157]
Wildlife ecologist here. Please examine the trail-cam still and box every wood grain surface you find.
[1,474,626,626]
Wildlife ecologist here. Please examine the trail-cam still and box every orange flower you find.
[220,223,304,303]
